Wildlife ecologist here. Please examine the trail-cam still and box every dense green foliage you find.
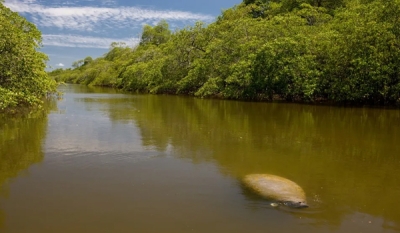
[50,0,400,106]
[0,3,56,112]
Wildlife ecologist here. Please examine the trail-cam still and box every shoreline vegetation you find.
[45,1,400,107]
[0,2,57,113]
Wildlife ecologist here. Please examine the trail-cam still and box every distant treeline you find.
[49,0,400,106]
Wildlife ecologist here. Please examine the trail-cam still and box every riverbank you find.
[49,0,400,107]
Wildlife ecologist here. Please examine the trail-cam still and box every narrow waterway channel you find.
[1,84,400,233]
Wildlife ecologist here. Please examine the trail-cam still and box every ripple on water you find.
[43,148,162,169]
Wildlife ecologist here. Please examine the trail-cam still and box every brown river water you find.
[1,84,400,233]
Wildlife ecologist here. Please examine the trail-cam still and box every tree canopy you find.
[49,0,400,106]
[0,3,56,112]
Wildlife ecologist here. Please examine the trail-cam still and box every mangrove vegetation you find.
[49,0,400,106]
[0,2,57,112]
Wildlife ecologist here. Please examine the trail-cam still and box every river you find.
[1,84,400,233]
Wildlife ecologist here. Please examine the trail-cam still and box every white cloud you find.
[101,0,117,6]
[5,0,213,51]
[42,34,139,49]
[5,0,213,32]
[56,63,65,67]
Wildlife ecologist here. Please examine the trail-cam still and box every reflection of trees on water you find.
[59,84,121,94]
[99,94,400,229]
[0,100,55,229]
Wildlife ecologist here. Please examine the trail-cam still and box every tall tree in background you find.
[243,0,267,5]
[140,20,171,46]
[244,0,345,11]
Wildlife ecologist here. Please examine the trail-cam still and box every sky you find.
[4,0,242,69]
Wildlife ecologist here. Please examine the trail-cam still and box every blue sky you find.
[4,0,241,69]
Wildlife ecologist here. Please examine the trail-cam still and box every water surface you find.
[1,84,400,233]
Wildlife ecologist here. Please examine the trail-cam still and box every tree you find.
[140,20,171,46]
[0,3,56,111]
[264,0,345,13]
[243,0,267,5]
[72,60,83,69]
[83,56,93,66]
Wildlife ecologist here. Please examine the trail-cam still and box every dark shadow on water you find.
[0,98,55,230]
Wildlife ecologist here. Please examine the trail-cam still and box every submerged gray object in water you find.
[243,174,308,208]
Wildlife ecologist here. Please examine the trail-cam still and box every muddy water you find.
[1,84,399,233]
